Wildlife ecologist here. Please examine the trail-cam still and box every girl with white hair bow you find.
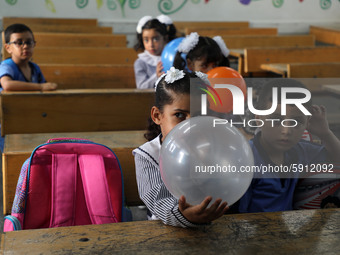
[134,15,177,89]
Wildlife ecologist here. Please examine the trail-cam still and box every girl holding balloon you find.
[173,32,230,73]
[133,67,229,228]
[134,15,177,89]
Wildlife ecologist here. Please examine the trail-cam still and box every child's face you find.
[258,104,309,154]
[187,57,217,73]
[142,29,166,56]
[5,31,35,63]
[152,93,190,141]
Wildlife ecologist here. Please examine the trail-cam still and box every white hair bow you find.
[177,32,200,54]
[137,15,173,34]
[156,14,173,25]
[213,36,230,57]
[136,15,153,34]
[154,67,185,91]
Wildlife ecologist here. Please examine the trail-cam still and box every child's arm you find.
[1,76,57,91]
[307,105,340,162]
[134,59,157,89]
[135,154,228,227]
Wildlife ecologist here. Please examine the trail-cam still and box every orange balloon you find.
[206,67,247,114]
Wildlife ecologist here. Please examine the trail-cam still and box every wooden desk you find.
[323,84,340,96]
[28,24,113,34]
[261,62,340,79]
[229,49,268,77]
[223,35,315,49]
[310,25,340,46]
[3,17,99,27]
[260,63,288,77]
[185,27,278,36]
[229,49,245,76]
[40,64,136,89]
[1,208,339,254]
[245,46,340,74]
[173,21,249,35]
[33,33,127,48]
[0,89,154,135]
[2,47,137,64]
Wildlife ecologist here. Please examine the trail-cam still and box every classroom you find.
[0,0,339,254]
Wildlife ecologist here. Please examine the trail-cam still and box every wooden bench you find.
[2,17,113,34]
[173,21,249,35]
[1,208,339,254]
[25,24,113,34]
[2,130,147,214]
[260,62,340,78]
[40,64,136,89]
[2,47,137,64]
[244,46,340,73]
[173,21,249,30]
[34,32,127,48]
[226,35,315,76]
[185,27,278,36]
[0,89,154,136]
[1,32,127,58]
[3,17,99,27]
[255,64,340,94]
[223,35,315,49]
[310,25,340,46]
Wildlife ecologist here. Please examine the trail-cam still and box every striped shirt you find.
[133,135,199,228]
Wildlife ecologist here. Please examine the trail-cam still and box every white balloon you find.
[160,116,254,206]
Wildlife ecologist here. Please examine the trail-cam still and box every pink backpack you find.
[4,138,129,231]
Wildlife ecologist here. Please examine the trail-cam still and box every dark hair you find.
[256,78,313,112]
[173,36,229,70]
[144,71,204,141]
[134,19,177,51]
[4,23,34,43]
[321,195,340,208]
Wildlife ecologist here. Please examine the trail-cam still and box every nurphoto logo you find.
[201,84,311,116]
[199,82,312,128]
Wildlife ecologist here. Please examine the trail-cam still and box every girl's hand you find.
[41,82,58,91]
[156,61,165,78]
[178,195,228,224]
[307,105,331,139]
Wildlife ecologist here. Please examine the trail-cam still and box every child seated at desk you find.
[238,78,340,213]
[133,67,229,227]
[134,15,176,89]
[173,32,230,73]
[0,23,57,91]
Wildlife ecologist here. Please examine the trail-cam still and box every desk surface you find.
[1,208,339,254]
[323,84,340,96]
[229,49,244,57]
[260,63,288,77]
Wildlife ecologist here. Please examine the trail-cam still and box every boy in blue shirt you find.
[239,78,340,213]
[0,23,57,91]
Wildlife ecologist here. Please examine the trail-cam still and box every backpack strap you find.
[50,154,77,228]
[78,154,118,224]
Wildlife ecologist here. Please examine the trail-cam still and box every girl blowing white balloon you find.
[133,67,229,228]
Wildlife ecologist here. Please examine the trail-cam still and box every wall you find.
[1,0,340,47]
